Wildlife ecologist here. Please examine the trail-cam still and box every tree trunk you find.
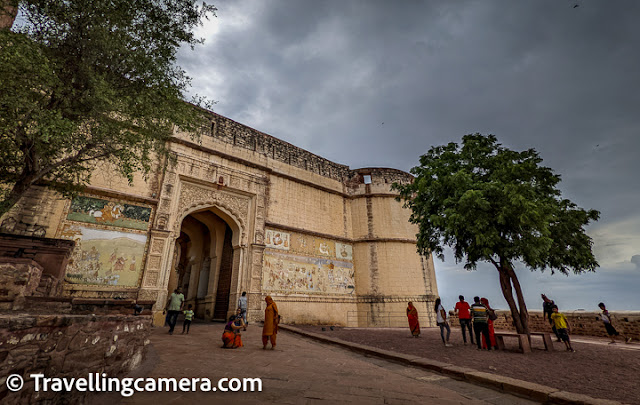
[505,262,530,335]
[494,259,529,335]
[0,174,36,218]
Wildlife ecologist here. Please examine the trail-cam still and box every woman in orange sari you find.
[262,296,279,349]
[406,302,420,337]
[481,297,497,350]
[222,315,244,348]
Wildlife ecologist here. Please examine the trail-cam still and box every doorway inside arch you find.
[166,209,235,321]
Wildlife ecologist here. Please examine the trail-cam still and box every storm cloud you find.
[178,0,640,310]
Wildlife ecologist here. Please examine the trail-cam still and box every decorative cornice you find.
[262,294,437,304]
[264,222,417,245]
[79,185,159,205]
[264,222,352,243]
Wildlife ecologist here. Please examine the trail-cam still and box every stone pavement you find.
[91,321,538,404]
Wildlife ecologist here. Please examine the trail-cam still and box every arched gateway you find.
[5,111,439,327]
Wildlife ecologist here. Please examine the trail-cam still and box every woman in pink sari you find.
[481,298,497,350]
[406,302,420,337]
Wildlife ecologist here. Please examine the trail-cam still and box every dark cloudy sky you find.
[178,0,640,311]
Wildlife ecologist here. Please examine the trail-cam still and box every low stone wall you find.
[448,309,640,341]
[0,313,152,404]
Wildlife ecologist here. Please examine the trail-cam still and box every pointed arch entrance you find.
[166,207,240,321]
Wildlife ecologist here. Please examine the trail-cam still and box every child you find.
[598,302,632,344]
[236,307,247,331]
[550,305,575,352]
[182,304,194,334]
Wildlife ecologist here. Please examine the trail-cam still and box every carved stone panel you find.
[143,271,160,287]
[151,239,166,254]
[177,182,250,234]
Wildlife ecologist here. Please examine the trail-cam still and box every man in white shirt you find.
[238,291,248,326]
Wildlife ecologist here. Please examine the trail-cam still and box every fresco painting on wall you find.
[315,239,335,257]
[291,234,315,256]
[61,225,147,286]
[262,251,355,295]
[67,196,152,231]
[335,242,353,260]
[265,229,290,250]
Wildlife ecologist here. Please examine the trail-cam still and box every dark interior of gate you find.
[167,209,234,321]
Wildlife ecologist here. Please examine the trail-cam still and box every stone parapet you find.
[0,313,152,404]
[204,112,352,181]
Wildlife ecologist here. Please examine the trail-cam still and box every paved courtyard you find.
[92,322,537,404]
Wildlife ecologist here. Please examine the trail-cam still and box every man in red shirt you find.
[454,295,474,345]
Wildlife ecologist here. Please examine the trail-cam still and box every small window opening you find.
[363,175,372,184]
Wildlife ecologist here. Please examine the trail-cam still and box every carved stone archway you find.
[138,157,268,326]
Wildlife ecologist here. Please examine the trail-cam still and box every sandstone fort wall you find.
[1,110,438,328]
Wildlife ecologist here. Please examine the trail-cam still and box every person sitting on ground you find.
[406,302,420,338]
[454,295,473,345]
[222,315,244,349]
[550,305,575,352]
[598,302,632,344]
[434,298,452,347]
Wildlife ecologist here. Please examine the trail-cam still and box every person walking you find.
[406,302,420,337]
[434,298,452,347]
[164,287,184,335]
[454,295,474,345]
[550,305,575,352]
[598,302,632,344]
[471,296,491,350]
[262,296,279,350]
[182,304,194,334]
[238,291,248,326]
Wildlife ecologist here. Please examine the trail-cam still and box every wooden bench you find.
[494,332,531,353]
[529,332,554,351]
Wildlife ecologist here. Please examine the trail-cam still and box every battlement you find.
[203,111,352,181]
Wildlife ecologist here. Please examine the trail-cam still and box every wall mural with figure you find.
[67,196,152,230]
[265,229,290,250]
[262,251,355,295]
[265,228,354,260]
[59,225,147,286]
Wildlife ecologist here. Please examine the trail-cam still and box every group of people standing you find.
[164,288,281,350]
[407,294,633,351]
[407,296,498,350]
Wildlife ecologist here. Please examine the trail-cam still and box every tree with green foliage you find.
[0,0,216,216]
[393,134,599,335]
